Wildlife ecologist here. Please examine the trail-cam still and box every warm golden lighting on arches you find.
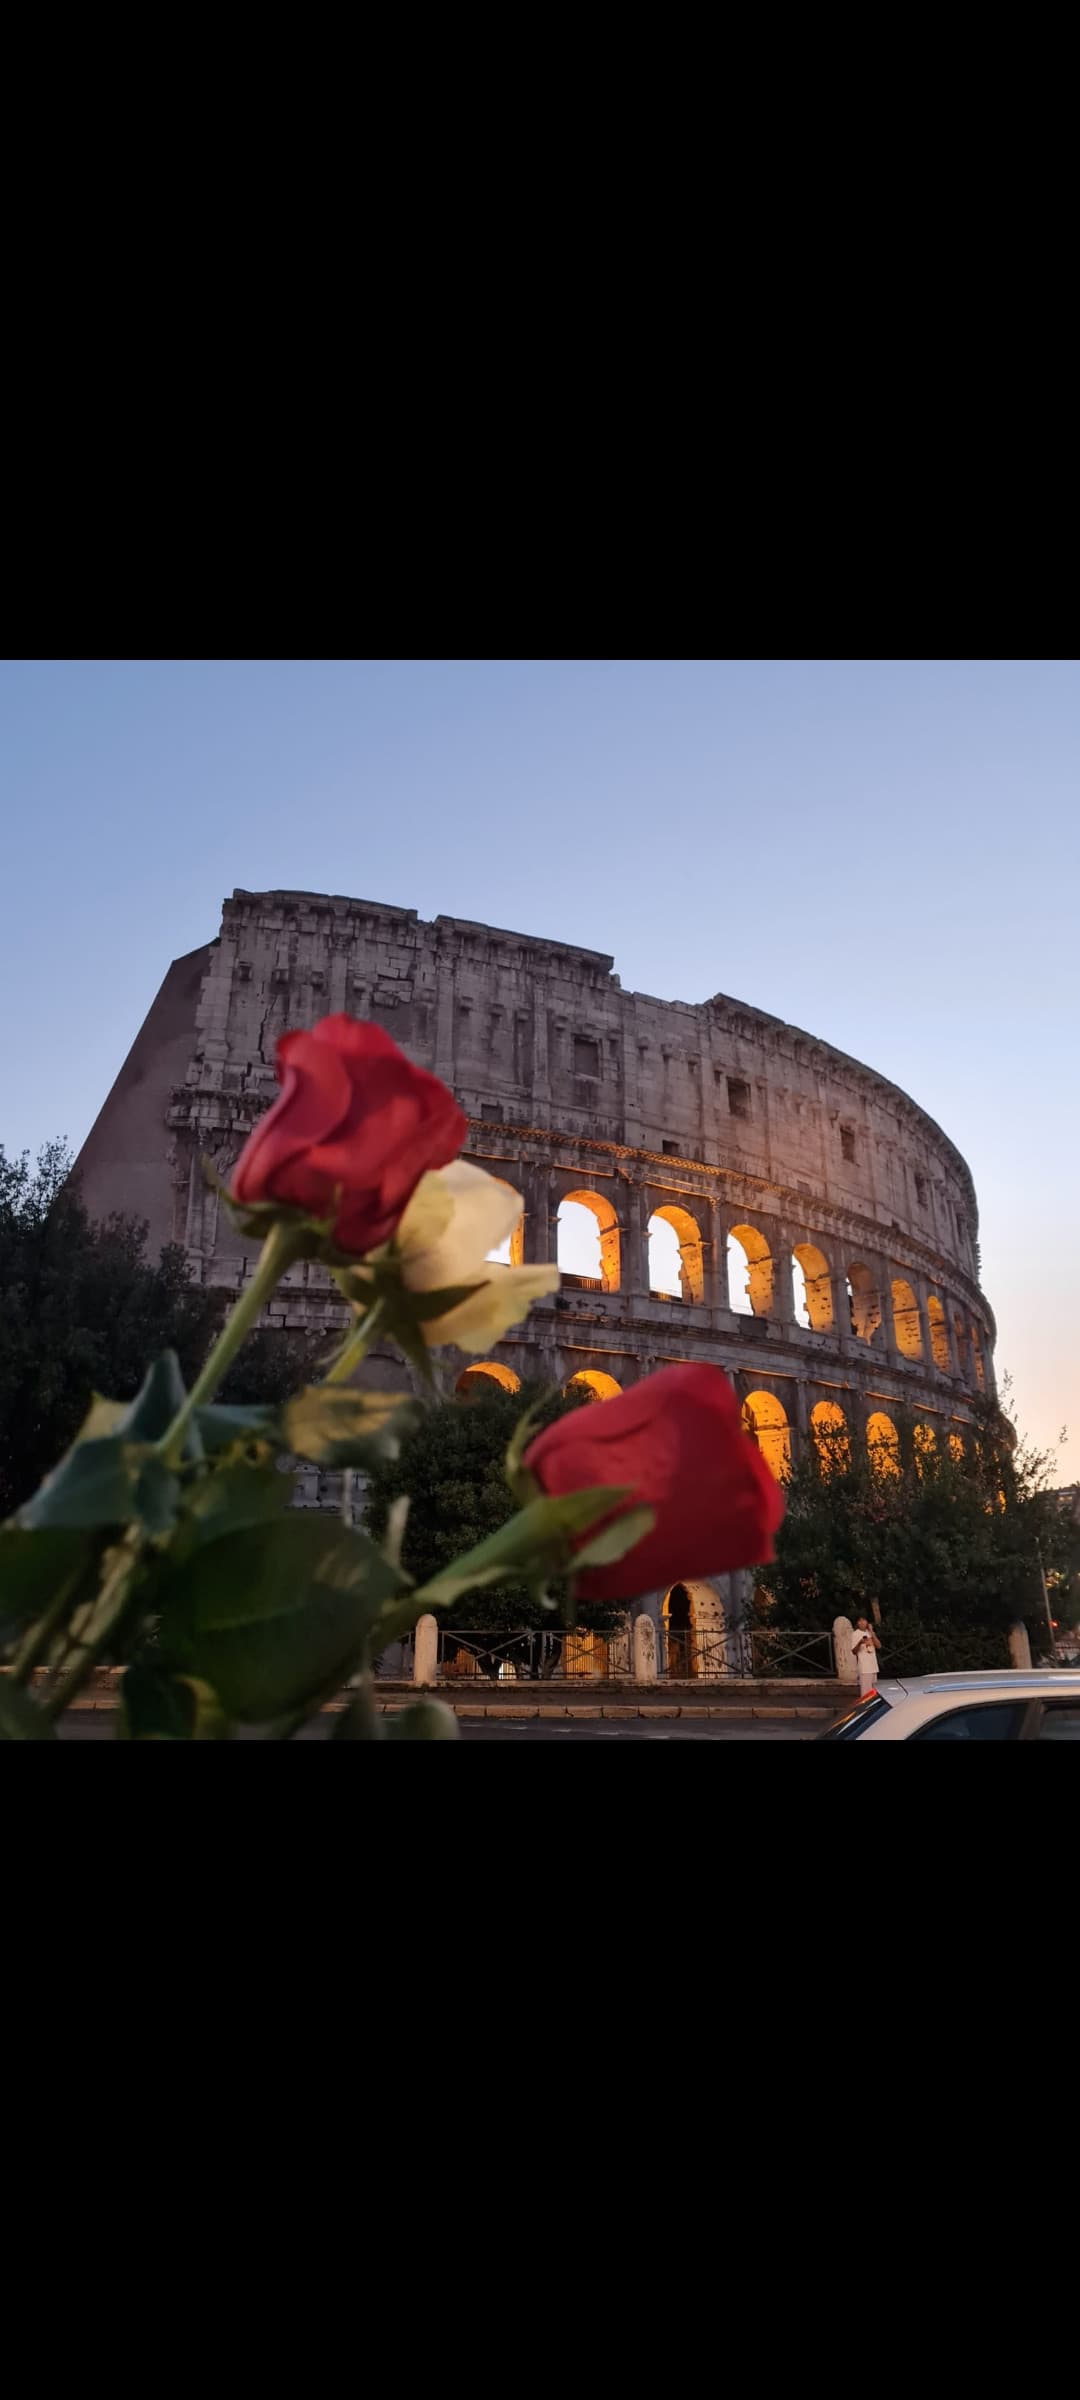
[867,1410,901,1478]
[810,1399,850,1473]
[947,1430,965,1464]
[727,1224,774,1317]
[648,1204,704,1303]
[741,1390,791,1481]
[913,1420,937,1476]
[927,1293,950,1372]
[557,1191,620,1291]
[969,1326,985,1390]
[563,1369,622,1403]
[891,1278,923,1361]
[455,1362,521,1398]
[792,1245,834,1333]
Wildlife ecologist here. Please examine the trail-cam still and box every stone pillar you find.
[633,1615,658,1682]
[1008,1621,1032,1671]
[834,1616,858,1685]
[769,1225,794,1328]
[831,1262,853,1341]
[520,1166,551,1264]
[876,1257,901,1361]
[621,1184,649,1297]
[413,1614,439,1686]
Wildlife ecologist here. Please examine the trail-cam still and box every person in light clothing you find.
[853,1615,881,1695]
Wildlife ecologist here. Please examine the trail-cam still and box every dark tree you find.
[756,1404,1080,1674]
[0,1142,322,1517]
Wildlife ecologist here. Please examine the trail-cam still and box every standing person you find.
[853,1615,881,1696]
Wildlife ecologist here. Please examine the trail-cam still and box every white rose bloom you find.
[395,1161,559,1351]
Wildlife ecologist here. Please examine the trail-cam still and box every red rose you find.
[230,1014,466,1256]
[524,1363,784,1602]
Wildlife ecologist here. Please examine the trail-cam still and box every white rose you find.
[394,1161,559,1351]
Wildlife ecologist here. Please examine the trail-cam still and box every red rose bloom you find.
[230,1014,466,1256]
[524,1363,784,1602]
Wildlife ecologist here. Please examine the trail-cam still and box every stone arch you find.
[727,1224,774,1316]
[927,1292,950,1371]
[952,1311,969,1380]
[810,1399,850,1474]
[557,1190,620,1292]
[947,1429,966,1463]
[847,1262,881,1343]
[456,1362,521,1398]
[969,1326,986,1390]
[648,1203,704,1303]
[661,1578,725,1678]
[913,1420,937,1475]
[563,1369,622,1403]
[891,1277,923,1361]
[741,1390,791,1481]
[867,1410,901,1478]
[792,1243,834,1332]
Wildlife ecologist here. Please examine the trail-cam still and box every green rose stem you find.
[156,1219,311,1467]
[30,1220,309,1726]
[323,1296,387,1387]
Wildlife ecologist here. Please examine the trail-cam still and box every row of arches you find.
[554,1195,984,1380]
[454,1365,968,1486]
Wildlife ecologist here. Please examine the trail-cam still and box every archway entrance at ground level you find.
[661,1579,727,1677]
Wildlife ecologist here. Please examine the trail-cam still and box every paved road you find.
[57,1713,820,1742]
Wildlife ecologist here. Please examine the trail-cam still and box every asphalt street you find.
[56,1713,820,1742]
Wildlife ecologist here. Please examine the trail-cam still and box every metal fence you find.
[438,1628,633,1682]
[660,1626,835,1681]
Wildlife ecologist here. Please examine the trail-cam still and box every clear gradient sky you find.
[2,660,1076,1470]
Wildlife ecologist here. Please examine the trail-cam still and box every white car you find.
[818,1669,1080,1741]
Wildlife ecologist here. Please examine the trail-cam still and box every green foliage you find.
[0,1143,224,1519]
[758,1407,1080,1674]
[362,1380,626,1635]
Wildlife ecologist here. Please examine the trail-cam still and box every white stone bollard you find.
[1008,1621,1032,1671]
[413,1613,440,1686]
[633,1614,657,1683]
[833,1616,858,1685]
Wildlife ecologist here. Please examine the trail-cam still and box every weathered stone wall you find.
[76,888,998,1535]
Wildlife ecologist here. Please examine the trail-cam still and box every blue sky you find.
[1,659,1076,1470]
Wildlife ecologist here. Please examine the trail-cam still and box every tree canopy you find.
[363,1378,626,1651]
[0,1142,321,1519]
[757,1405,1079,1674]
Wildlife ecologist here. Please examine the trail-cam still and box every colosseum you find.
[76,888,998,1661]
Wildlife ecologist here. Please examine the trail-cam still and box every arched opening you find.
[741,1390,791,1482]
[563,1369,622,1403]
[952,1312,969,1379]
[927,1292,950,1371]
[455,1362,521,1398]
[663,1580,695,1678]
[810,1399,850,1475]
[867,1411,901,1479]
[891,1278,923,1361]
[727,1224,773,1317]
[913,1421,937,1476]
[792,1244,834,1333]
[847,1263,880,1343]
[648,1204,704,1303]
[557,1191,620,1292]
[969,1326,985,1390]
[947,1430,965,1464]
[660,1579,726,1678]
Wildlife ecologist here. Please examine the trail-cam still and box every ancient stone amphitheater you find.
[77,889,998,1658]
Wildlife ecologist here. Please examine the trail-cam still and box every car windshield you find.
[817,1694,892,1740]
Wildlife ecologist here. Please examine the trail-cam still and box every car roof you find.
[878,1670,1080,1697]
